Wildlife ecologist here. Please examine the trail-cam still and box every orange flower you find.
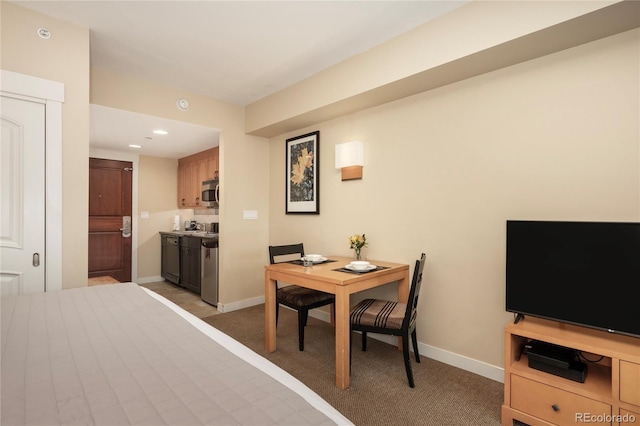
[348,234,367,249]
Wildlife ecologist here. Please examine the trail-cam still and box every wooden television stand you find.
[502,316,640,426]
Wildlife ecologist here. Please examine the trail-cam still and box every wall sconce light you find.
[335,140,364,181]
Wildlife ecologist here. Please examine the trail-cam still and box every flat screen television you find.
[506,220,640,338]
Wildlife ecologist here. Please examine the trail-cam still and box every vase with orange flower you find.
[348,233,367,261]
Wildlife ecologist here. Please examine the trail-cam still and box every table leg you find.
[397,269,410,303]
[264,273,277,353]
[334,286,350,389]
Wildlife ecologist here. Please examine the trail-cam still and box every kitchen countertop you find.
[160,231,218,238]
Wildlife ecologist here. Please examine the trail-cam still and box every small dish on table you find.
[301,254,327,265]
[345,261,376,271]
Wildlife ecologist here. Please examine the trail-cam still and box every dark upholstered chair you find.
[268,244,335,351]
[350,253,426,387]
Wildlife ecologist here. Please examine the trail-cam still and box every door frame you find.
[89,147,139,282]
[1,70,64,292]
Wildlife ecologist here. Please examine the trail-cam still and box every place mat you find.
[287,259,338,266]
[332,265,390,274]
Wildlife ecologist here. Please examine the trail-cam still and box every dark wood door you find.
[88,158,132,282]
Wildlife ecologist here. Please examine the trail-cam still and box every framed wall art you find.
[286,131,319,214]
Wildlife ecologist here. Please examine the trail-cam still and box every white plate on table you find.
[302,256,328,263]
[344,264,376,271]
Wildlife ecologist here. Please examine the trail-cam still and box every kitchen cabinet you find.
[502,316,640,426]
[178,161,200,208]
[178,147,218,208]
[160,232,215,296]
[180,236,201,294]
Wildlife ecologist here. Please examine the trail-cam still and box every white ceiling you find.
[14,0,467,158]
[90,104,221,159]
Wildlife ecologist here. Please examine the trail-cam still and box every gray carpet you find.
[202,304,503,425]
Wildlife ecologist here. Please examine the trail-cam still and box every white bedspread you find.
[1,283,352,425]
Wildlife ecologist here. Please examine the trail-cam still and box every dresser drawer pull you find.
[551,404,560,412]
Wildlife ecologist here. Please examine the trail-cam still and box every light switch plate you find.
[140,211,149,219]
[243,210,258,220]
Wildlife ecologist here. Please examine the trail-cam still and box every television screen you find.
[506,220,640,338]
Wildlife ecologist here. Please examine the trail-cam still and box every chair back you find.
[402,253,426,330]
[269,243,305,265]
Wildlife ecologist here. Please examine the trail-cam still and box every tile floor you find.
[139,281,220,319]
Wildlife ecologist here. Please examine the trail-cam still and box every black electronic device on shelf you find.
[525,340,587,383]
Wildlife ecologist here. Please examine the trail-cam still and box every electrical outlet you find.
[140,211,149,219]
[243,210,258,220]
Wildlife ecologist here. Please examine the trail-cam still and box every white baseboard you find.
[347,331,503,383]
[308,308,331,322]
[217,295,265,313]
[418,342,504,383]
[180,292,505,384]
[345,328,504,383]
[136,275,163,284]
[309,308,505,383]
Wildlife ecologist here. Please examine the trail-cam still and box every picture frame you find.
[286,131,319,214]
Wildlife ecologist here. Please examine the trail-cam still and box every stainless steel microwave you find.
[202,179,219,208]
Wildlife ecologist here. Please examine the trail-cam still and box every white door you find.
[1,95,46,295]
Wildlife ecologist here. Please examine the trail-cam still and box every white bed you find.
[1,283,352,425]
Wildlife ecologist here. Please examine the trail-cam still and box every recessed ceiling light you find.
[153,129,168,135]
[129,144,142,149]
[177,99,189,111]
[37,28,51,39]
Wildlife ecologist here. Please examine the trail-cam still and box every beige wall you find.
[246,0,633,137]
[268,29,640,368]
[1,2,90,288]
[90,68,271,306]
[137,155,179,278]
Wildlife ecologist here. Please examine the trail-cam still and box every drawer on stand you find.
[619,408,640,425]
[620,361,640,407]
[511,375,611,425]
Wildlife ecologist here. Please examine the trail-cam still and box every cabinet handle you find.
[551,404,560,412]
[196,197,200,205]
[181,198,186,206]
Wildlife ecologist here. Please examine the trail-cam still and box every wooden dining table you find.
[264,255,410,389]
